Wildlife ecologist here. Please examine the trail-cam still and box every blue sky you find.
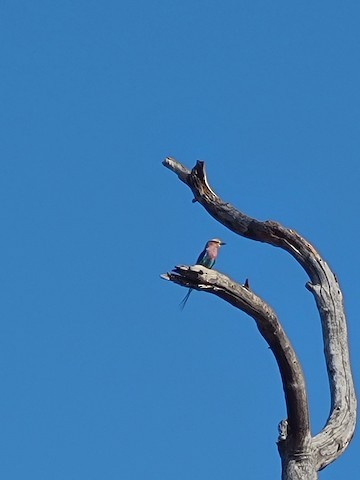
[0,1,359,478]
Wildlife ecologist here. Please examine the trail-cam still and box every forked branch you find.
[162,157,356,476]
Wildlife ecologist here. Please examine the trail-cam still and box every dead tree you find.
[161,157,356,480]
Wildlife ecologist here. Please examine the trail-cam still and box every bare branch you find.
[162,265,311,451]
[162,157,357,473]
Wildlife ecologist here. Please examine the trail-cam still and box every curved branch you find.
[162,265,311,452]
[162,157,356,471]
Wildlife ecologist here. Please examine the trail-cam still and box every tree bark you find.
[161,157,357,479]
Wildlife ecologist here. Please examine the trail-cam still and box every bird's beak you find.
[220,242,226,246]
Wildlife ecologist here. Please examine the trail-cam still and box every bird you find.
[179,238,226,310]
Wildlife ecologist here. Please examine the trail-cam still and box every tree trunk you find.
[161,158,357,479]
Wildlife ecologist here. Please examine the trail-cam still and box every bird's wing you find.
[196,248,207,264]
[197,250,215,268]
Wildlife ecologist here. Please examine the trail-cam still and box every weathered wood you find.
[162,157,356,479]
[163,266,314,464]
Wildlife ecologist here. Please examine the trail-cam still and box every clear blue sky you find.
[0,1,359,478]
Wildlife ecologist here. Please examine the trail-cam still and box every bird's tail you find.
[179,288,193,310]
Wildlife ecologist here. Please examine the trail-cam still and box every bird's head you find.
[207,238,226,248]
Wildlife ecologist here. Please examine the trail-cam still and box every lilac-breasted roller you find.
[180,238,226,310]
